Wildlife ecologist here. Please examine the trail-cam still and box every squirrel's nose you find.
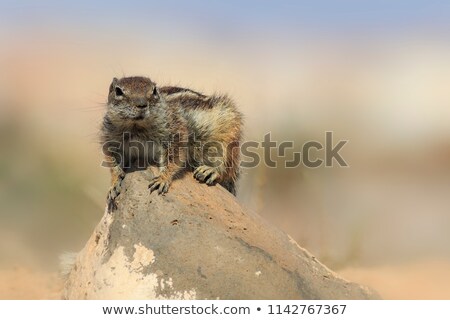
[135,99,148,109]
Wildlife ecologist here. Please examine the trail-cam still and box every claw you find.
[149,176,171,195]
[206,172,220,185]
[107,197,117,212]
[158,182,165,194]
[194,165,220,185]
[193,166,206,179]
[106,175,124,213]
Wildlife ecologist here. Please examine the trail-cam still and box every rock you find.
[63,169,378,299]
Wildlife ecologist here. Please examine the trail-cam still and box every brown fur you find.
[101,76,243,211]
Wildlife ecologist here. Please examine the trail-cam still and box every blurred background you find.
[1,0,449,299]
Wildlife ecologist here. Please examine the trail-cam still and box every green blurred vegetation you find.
[0,110,106,267]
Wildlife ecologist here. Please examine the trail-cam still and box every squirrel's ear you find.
[152,86,159,97]
[109,78,119,93]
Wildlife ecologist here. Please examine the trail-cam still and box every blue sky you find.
[2,0,450,40]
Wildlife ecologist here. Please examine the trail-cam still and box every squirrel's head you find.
[106,76,163,121]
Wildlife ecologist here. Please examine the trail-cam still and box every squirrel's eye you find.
[115,87,124,96]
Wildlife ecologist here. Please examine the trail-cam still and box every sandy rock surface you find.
[64,169,378,299]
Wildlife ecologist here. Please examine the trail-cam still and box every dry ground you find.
[340,260,450,300]
[1,260,450,299]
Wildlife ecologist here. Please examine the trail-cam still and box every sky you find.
[1,0,450,43]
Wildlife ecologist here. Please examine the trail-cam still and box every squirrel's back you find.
[160,86,243,193]
[160,86,243,145]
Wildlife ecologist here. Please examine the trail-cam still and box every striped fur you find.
[101,77,243,201]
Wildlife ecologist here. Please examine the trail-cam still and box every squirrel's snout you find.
[133,98,148,109]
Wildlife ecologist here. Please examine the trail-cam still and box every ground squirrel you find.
[100,76,243,212]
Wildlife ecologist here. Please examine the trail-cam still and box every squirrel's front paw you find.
[106,182,122,212]
[194,165,220,185]
[148,176,171,195]
[106,172,125,213]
